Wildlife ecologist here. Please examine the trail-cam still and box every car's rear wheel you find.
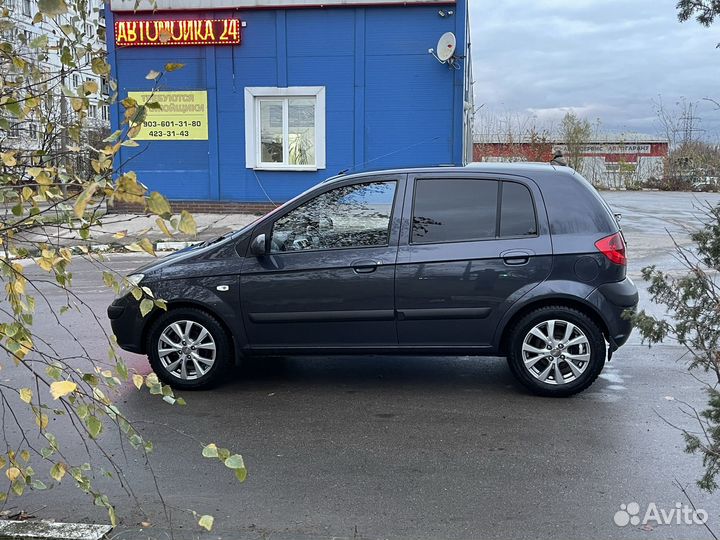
[147,308,230,390]
[507,306,606,397]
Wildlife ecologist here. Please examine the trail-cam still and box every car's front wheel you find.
[147,308,230,389]
[507,306,606,397]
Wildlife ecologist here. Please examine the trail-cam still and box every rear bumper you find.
[107,295,146,354]
[586,277,639,350]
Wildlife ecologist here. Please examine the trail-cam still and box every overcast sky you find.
[468,0,720,139]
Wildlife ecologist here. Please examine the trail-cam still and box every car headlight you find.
[118,273,144,297]
[127,273,145,287]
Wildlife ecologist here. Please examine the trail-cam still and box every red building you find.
[474,135,669,187]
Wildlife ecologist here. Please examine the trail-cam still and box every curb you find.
[0,520,112,540]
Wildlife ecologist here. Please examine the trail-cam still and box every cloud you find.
[469,0,720,139]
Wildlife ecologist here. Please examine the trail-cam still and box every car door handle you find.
[352,260,381,274]
[503,256,529,266]
[501,250,532,266]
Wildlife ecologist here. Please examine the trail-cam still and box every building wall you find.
[107,2,469,202]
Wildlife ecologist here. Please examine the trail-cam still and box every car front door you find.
[240,176,404,351]
[395,173,553,349]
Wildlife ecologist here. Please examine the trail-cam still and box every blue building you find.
[107,0,473,207]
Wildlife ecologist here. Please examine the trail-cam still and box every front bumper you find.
[107,294,146,354]
[586,277,639,350]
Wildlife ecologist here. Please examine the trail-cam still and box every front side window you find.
[412,179,499,244]
[271,181,396,253]
[245,87,326,170]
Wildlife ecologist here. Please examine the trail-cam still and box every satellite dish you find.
[436,32,457,62]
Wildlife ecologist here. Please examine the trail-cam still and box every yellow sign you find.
[129,90,208,140]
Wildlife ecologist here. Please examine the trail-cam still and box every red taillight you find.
[595,232,627,265]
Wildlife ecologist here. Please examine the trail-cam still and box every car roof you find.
[323,162,578,185]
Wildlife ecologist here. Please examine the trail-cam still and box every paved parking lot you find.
[8,190,720,539]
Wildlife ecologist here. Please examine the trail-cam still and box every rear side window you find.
[412,179,498,244]
[500,182,537,237]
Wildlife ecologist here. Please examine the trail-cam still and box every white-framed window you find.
[22,0,31,16]
[244,86,326,171]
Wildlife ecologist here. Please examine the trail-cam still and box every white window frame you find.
[244,86,326,171]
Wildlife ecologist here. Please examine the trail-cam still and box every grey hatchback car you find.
[108,163,638,397]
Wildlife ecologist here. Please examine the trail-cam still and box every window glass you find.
[500,182,537,237]
[288,98,315,166]
[257,96,317,168]
[259,100,283,164]
[271,181,396,252]
[412,179,498,244]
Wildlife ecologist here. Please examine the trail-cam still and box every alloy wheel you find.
[157,320,216,380]
[521,319,591,385]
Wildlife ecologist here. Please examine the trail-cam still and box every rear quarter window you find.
[542,174,616,235]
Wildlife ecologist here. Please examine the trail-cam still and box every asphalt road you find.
[6,191,720,540]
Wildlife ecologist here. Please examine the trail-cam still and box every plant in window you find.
[289,128,313,165]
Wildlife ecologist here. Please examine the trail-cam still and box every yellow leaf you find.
[113,231,128,239]
[50,381,77,400]
[137,237,155,256]
[12,278,26,295]
[140,298,154,317]
[145,69,161,80]
[36,412,48,429]
[132,374,144,390]
[178,210,197,236]
[155,218,173,238]
[70,97,85,112]
[1,152,17,166]
[50,462,66,482]
[74,182,98,218]
[37,258,53,272]
[147,192,172,217]
[5,467,20,482]
[19,388,32,403]
[20,450,29,462]
[36,171,52,185]
[198,515,214,531]
[83,80,99,94]
[115,172,146,204]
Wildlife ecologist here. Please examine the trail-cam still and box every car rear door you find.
[395,172,553,349]
[240,175,404,351]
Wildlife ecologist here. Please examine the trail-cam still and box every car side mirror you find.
[249,234,268,257]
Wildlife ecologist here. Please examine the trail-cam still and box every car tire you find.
[506,306,606,397]
[146,308,231,390]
